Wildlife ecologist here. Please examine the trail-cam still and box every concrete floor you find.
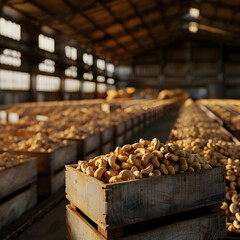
[4,107,179,240]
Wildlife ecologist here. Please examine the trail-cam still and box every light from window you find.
[83,72,93,80]
[83,53,93,66]
[0,70,30,90]
[97,83,107,93]
[64,79,81,92]
[107,78,115,84]
[189,8,200,18]
[65,46,77,61]
[82,81,96,93]
[36,75,60,92]
[97,75,105,82]
[97,59,105,70]
[0,18,21,41]
[0,49,21,67]
[189,22,198,33]
[39,59,55,73]
[65,66,77,78]
[38,34,55,53]
[107,63,114,73]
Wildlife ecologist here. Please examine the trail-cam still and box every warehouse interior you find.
[0,0,240,240]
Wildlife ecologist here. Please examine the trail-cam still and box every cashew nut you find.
[105,169,119,181]
[166,165,175,175]
[114,146,122,155]
[152,150,163,159]
[121,162,132,169]
[230,203,239,214]
[95,159,108,168]
[109,176,123,183]
[139,138,151,146]
[132,143,144,149]
[86,166,94,176]
[160,163,169,175]
[180,157,188,171]
[141,163,154,175]
[122,144,132,152]
[129,154,141,166]
[142,153,154,166]
[108,154,120,170]
[80,161,89,173]
[165,153,179,162]
[151,155,160,168]
[153,169,161,176]
[151,138,160,150]
[133,170,142,179]
[94,167,107,179]
[233,220,240,229]
[119,170,135,180]
[117,154,128,162]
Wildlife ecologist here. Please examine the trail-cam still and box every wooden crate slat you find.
[0,184,37,230]
[66,205,226,240]
[65,165,225,230]
[0,159,37,199]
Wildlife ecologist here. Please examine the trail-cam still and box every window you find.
[97,59,105,70]
[83,53,93,66]
[83,72,93,80]
[0,18,21,41]
[65,66,77,78]
[106,63,114,73]
[64,79,81,92]
[65,46,77,60]
[0,49,21,67]
[107,78,115,84]
[38,34,55,53]
[0,70,30,90]
[39,59,55,73]
[82,81,96,93]
[97,75,105,82]
[97,83,107,93]
[36,75,60,92]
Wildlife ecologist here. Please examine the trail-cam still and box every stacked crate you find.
[65,164,226,239]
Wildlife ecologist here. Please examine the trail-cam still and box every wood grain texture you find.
[66,205,226,240]
[65,165,225,230]
[3,143,77,174]
[0,184,37,230]
[37,168,65,197]
[101,127,114,144]
[0,158,37,199]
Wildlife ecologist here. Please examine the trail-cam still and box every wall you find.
[128,40,240,99]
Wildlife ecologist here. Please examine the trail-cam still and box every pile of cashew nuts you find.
[3,132,68,152]
[0,152,25,170]
[171,100,240,234]
[76,138,212,183]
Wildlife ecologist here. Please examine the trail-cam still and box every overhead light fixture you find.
[189,8,200,18]
[189,22,198,33]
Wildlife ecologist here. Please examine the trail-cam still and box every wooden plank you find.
[65,165,225,230]
[101,126,114,144]
[37,168,65,197]
[0,184,37,230]
[3,143,77,174]
[66,205,226,240]
[101,142,114,155]
[115,122,125,135]
[0,159,37,199]
[116,134,125,147]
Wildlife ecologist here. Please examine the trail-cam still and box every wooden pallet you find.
[65,164,225,231]
[3,143,77,174]
[66,204,226,240]
[0,158,37,199]
[0,184,37,230]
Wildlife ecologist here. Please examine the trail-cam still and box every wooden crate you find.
[101,141,114,155]
[125,129,133,141]
[65,165,225,231]
[116,134,125,146]
[0,184,37,230]
[3,143,77,174]
[101,126,114,144]
[37,168,65,198]
[0,158,37,199]
[82,149,101,162]
[67,133,101,158]
[66,204,226,240]
[114,122,125,136]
